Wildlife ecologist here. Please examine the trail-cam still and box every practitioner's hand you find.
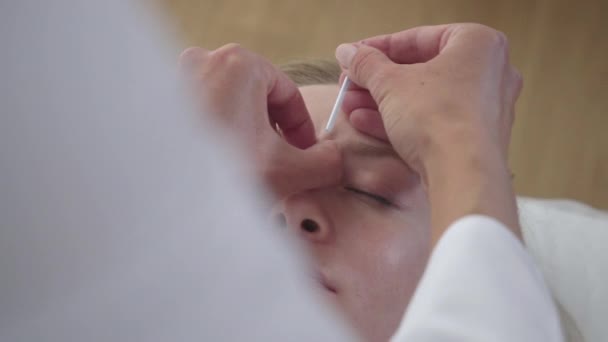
[179,44,341,198]
[336,24,522,240]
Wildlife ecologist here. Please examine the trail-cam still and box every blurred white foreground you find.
[0,1,354,341]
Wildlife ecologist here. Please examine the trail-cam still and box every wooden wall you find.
[158,0,608,209]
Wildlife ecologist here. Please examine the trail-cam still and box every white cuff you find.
[391,215,563,342]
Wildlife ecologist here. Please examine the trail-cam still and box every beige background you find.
[158,0,607,209]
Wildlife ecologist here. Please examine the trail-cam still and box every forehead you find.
[300,83,401,161]
[299,84,340,135]
[299,84,393,153]
[299,84,419,207]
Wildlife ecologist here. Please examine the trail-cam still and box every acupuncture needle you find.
[325,76,351,132]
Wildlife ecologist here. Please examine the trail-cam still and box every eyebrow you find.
[343,139,397,159]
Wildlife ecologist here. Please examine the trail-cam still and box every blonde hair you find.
[280,59,341,86]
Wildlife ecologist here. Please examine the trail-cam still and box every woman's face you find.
[273,84,431,341]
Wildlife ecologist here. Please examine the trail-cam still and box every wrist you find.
[423,139,521,245]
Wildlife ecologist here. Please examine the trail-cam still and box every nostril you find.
[301,219,320,233]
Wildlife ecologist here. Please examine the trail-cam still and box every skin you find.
[335,24,522,239]
[179,44,342,199]
[179,23,523,342]
[274,84,431,341]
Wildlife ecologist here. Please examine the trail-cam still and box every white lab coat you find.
[0,1,562,341]
[391,216,563,341]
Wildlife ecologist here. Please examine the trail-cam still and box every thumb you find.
[335,44,395,100]
[262,140,342,198]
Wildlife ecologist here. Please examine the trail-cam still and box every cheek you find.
[338,210,430,290]
[334,211,430,337]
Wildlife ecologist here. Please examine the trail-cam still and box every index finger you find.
[355,24,456,64]
[265,65,317,149]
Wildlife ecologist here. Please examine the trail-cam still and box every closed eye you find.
[345,186,393,207]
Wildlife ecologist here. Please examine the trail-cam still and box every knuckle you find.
[352,47,377,79]
[512,67,523,88]
[213,43,250,70]
[371,68,397,103]
[485,29,508,49]
[217,42,244,55]
[465,24,509,49]
[383,107,405,134]
[377,66,399,85]
[464,23,492,31]
[493,31,509,49]
[352,47,395,99]
[463,23,494,37]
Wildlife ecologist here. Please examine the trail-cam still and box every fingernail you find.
[336,44,358,69]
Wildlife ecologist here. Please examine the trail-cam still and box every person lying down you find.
[177,25,564,341]
[279,59,583,342]
[2,4,596,340]
[276,60,431,341]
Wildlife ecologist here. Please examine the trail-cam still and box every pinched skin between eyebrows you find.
[342,139,396,159]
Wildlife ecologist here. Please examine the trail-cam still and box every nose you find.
[272,194,333,243]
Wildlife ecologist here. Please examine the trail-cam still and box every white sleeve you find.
[0,1,355,341]
[390,215,564,342]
